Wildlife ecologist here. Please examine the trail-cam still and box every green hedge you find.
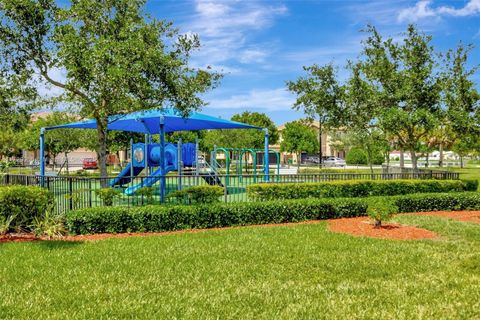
[393,192,480,212]
[247,179,478,201]
[66,197,368,235]
[66,191,480,235]
[0,185,54,232]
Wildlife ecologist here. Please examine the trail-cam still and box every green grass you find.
[1,215,479,319]
[427,164,480,185]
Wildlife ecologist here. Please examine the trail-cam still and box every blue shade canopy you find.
[46,108,262,133]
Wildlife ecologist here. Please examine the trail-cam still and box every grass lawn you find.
[1,215,479,319]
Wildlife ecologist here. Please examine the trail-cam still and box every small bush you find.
[346,148,368,165]
[247,179,475,201]
[32,211,66,238]
[137,187,155,204]
[367,198,398,228]
[0,185,54,232]
[346,148,384,165]
[95,188,120,206]
[168,185,223,204]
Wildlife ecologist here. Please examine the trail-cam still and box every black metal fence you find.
[0,169,460,214]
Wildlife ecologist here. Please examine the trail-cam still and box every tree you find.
[22,112,87,172]
[280,120,318,169]
[359,25,442,170]
[342,62,389,173]
[287,64,343,166]
[0,0,220,182]
[452,133,480,167]
[202,111,278,150]
[442,43,480,166]
[0,129,22,159]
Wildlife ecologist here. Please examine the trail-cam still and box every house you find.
[22,111,98,168]
[272,120,347,165]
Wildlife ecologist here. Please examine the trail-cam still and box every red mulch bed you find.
[328,217,438,240]
[1,211,479,244]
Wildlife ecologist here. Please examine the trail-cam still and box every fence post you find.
[224,181,228,203]
[89,179,92,208]
[69,178,73,210]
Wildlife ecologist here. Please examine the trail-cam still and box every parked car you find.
[322,156,346,167]
[82,158,98,169]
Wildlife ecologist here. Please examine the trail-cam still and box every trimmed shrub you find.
[346,148,368,165]
[66,192,480,235]
[247,179,476,201]
[393,192,480,212]
[167,185,223,204]
[0,185,54,232]
[66,197,368,235]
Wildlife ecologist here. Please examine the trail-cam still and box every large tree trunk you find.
[297,152,301,170]
[410,150,418,171]
[400,149,405,168]
[65,152,69,175]
[96,120,108,187]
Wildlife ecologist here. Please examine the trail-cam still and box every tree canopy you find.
[0,0,220,180]
[202,111,278,150]
[280,120,318,169]
[287,64,343,165]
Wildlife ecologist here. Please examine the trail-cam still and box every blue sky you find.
[145,0,480,125]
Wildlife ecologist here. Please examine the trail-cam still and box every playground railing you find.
[0,170,460,214]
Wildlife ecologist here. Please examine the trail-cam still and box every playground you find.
[31,108,281,210]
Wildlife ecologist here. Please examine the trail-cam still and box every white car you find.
[323,156,346,167]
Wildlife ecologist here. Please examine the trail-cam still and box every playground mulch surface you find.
[2,211,479,243]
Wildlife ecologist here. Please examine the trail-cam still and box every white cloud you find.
[206,88,295,111]
[239,49,268,64]
[185,0,287,67]
[398,0,480,22]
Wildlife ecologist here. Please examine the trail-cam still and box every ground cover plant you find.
[0,214,479,319]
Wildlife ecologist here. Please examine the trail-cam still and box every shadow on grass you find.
[35,239,84,250]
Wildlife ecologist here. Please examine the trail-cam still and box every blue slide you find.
[124,165,176,196]
[109,163,145,187]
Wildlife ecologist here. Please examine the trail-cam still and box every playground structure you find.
[109,140,225,195]
[211,146,280,184]
[39,109,271,202]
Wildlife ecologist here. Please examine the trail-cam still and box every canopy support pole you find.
[159,116,166,203]
[264,128,269,182]
[144,134,149,176]
[177,139,182,190]
[130,138,134,179]
[39,128,45,187]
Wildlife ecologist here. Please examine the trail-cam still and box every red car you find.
[82,158,98,169]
